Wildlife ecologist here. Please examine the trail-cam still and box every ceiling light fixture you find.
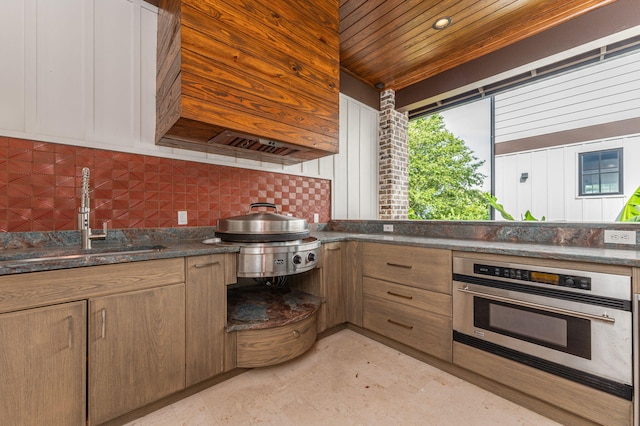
[432,16,452,30]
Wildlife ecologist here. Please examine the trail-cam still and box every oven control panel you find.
[474,263,591,290]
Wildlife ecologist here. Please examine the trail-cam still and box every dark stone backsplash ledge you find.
[0,227,217,250]
[1,221,639,251]
[326,220,640,250]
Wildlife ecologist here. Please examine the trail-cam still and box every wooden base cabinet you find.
[361,243,453,362]
[186,254,235,386]
[0,302,86,426]
[454,342,632,425]
[320,242,346,331]
[88,284,186,425]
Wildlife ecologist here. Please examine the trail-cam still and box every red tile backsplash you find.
[0,137,331,232]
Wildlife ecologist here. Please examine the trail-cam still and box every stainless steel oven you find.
[453,256,633,400]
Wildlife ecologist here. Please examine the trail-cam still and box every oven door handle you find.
[457,286,616,324]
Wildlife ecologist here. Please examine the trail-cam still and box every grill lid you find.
[216,203,309,242]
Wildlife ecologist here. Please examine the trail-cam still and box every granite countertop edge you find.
[0,231,639,276]
[312,232,640,267]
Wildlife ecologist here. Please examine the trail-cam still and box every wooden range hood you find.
[155,0,340,165]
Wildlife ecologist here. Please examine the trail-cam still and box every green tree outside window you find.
[408,114,488,220]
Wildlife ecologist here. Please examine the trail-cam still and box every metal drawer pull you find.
[387,262,412,269]
[387,291,413,300]
[193,261,221,268]
[457,287,616,323]
[101,308,106,339]
[67,316,73,349]
[387,318,414,330]
[292,330,300,338]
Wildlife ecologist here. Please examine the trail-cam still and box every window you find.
[579,149,622,196]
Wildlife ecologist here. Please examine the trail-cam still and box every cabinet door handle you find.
[387,262,412,269]
[327,247,341,251]
[387,318,414,330]
[101,308,106,339]
[193,261,220,268]
[387,291,413,300]
[67,316,73,349]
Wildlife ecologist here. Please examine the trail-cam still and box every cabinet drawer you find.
[0,258,185,314]
[363,277,451,317]
[236,313,317,368]
[363,295,452,362]
[362,243,451,293]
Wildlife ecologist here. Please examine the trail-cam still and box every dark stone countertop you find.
[226,285,323,332]
[312,232,640,267]
[1,222,640,276]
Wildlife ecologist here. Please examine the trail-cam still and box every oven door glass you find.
[473,296,591,359]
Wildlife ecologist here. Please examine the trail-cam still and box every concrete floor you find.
[125,329,560,425]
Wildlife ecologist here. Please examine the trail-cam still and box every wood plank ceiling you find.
[339,0,617,91]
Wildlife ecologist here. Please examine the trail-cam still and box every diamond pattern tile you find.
[0,137,332,231]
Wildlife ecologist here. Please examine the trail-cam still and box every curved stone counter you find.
[226,285,322,332]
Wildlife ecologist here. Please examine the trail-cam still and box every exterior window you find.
[579,149,622,196]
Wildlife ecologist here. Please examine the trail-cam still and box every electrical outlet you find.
[313,213,319,223]
[177,211,188,225]
[383,224,394,232]
[604,230,636,245]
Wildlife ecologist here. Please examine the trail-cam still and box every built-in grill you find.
[216,203,319,278]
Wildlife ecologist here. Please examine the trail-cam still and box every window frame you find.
[578,148,623,197]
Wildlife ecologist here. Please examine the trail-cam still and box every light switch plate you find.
[604,230,636,245]
[177,211,188,225]
[383,224,394,232]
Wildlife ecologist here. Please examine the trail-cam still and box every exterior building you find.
[494,48,640,222]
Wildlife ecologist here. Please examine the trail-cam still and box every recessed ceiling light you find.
[432,16,452,30]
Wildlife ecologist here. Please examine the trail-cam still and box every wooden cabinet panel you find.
[454,342,632,425]
[0,258,185,314]
[363,277,452,318]
[363,295,452,362]
[344,241,363,327]
[0,302,86,426]
[362,243,451,294]
[88,284,186,425]
[186,254,227,386]
[236,312,317,368]
[321,242,346,330]
[289,242,347,333]
[156,0,339,163]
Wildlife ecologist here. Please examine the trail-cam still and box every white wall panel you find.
[546,148,566,220]
[360,105,379,218]
[139,3,157,146]
[332,94,379,220]
[94,0,134,146]
[0,0,25,131]
[32,0,88,139]
[495,51,640,143]
[529,150,548,219]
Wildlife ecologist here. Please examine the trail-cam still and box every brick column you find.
[379,90,409,219]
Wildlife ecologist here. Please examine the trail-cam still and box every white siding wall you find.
[0,0,380,220]
[495,135,640,221]
[334,96,379,220]
[494,47,640,222]
[495,50,640,143]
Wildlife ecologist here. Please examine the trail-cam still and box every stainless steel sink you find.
[0,245,166,268]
